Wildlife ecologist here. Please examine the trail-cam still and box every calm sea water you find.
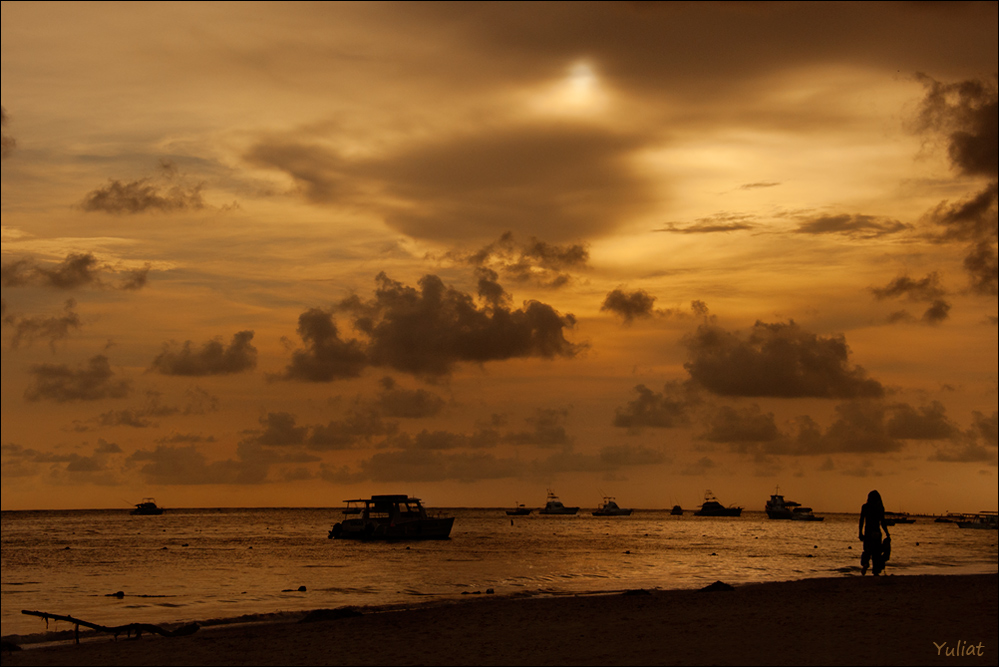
[2,507,996,641]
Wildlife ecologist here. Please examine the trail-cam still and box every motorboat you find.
[538,490,579,515]
[694,490,742,517]
[764,486,801,519]
[328,495,454,540]
[956,511,998,530]
[506,502,532,516]
[592,496,633,516]
[884,512,915,526]
[130,498,164,515]
[790,506,824,521]
[670,505,683,516]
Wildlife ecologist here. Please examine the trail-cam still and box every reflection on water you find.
[2,508,996,639]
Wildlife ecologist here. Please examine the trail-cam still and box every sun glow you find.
[528,61,609,117]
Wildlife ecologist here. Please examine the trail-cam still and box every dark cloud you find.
[921,299,951,324]
[247,124,651,243]
[501,407,572,448]
[4,299,82,350]
[381,428,500,451]
[151,331,257,376]
[25,354,132,403]
[128,444,264,485]
[375,376,446,418]
[277,308,369,382]
[682,321,884,399]
[972,410,998,448]
[601,288,656,323]
[0,253,151,291]
[244,412,308,447]
[885,401,958,440]
[870,273,951,324]
[598,443,667,467]
[81,172,206,214]
[915,74,998,178]
[794,214,910,239]
[655,219,756,234]
[740,181,781,190]
[1,440,123,479]
[612,382,698,431]
[451,232,590,289]
[307,410,398,450]
[698,404,781,444]
[323,449,520,483]
[1,106,14,159]
[331,272,581,379]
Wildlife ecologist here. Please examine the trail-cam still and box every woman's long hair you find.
[867,490,885,517]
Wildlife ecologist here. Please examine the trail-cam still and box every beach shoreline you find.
[2,572,996,666]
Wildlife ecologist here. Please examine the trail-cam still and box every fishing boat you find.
[764,486,801,519]
[790,506,824,521]
[538,490,579,515]
[956,511,998,530]
[506,502,531,516]
[592,496,633,516]
[884,511,916,526]
[694,490,742,517]
[328,495,454,540]
[130,498,164,515]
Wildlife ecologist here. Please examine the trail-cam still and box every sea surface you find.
[2,507,996,642]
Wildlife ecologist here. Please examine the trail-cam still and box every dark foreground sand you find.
[2,574,996,666]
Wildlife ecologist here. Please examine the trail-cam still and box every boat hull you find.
[538,508,579,515]
[331,517,455,540]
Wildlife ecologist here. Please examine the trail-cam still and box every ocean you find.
[2,507,996,642]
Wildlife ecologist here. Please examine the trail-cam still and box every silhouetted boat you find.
[694,490,742,517]
[884,512,915,526]
[670,505,684,516]
[506,502,531,516]
[130,498,163,515]
[328,495,454,540]
[538,490,579,515]
[956,511,998,530]
[790,506,824,521]
[592,496,632,516]
[764,486,801,519]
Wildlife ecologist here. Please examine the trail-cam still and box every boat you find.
[506,502,532,516]
[538,490,579,515]
[592,496,633,516]
[694,490,742,517]
[764,486,801,519]
[670,505,684,516]
[328,495,454,540]
[790,506,824,521]
[884,511,915,526]
[130,498,164,515]
[956,511,998,530]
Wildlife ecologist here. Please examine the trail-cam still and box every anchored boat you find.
[328,495,454,540]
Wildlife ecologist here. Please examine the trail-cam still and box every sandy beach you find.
[2,573,995,666]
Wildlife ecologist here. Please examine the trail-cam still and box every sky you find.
[1,2,996,513]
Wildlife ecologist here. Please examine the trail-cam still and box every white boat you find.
[592,496,633,516]
[328,495,454,540]
[538,490,579,515]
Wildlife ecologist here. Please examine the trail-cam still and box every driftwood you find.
[21,609,199,644]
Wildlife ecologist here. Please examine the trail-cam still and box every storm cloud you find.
[151,331,258,376]
[682,321,884,399]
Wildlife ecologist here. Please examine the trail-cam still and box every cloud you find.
[4,299,82,350]
[698,404,781,444]
[655,215,756,234]
[870,273,951,324]
[885,401,958,440]
[915,74,997,178]
[282,272,581,380]
[247,123,652,243]
[151,331,258,376]
[682,321,884,399]
[0,253,151,291]
[307,410,398,450]
[322,449,521,483]
[501,407,572,447]
[449,232,590,289]
[375,376,446,418]
[1,107,14,159]
[380,428,500,451]
[81,161,208,214]
[612,382,699,431]
[127,445,264,485]
[601,288,656,323]
[794,214,910,239]
[25,354,132,403]
[740,181,781,190]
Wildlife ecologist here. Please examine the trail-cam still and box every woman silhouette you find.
[858,490,890,575]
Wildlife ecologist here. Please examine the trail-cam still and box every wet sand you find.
[2,573,996,666]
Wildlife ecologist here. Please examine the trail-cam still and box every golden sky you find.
[2,2,996,512]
